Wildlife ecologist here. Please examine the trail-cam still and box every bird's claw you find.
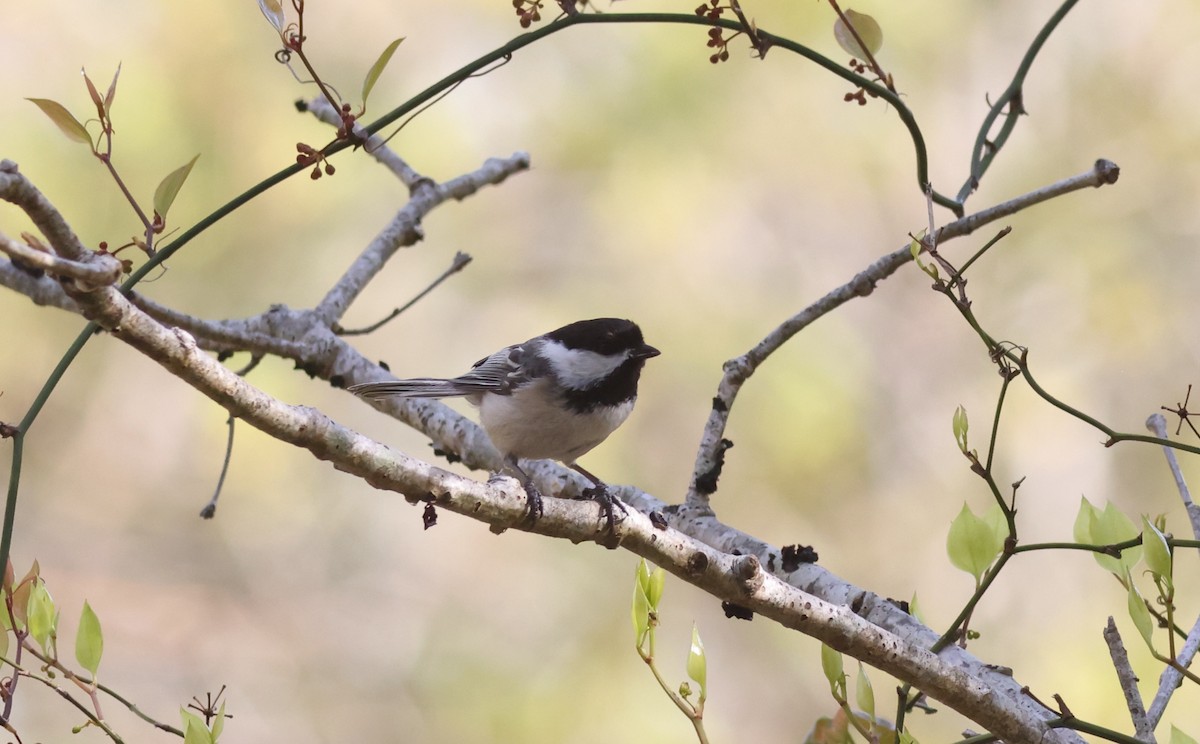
[521,482,544,526]
[578,484,628,534]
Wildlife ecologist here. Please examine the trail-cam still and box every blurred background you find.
[2,1,1199,742]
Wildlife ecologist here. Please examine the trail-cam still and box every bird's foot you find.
[577,484,628,535]
[521,481,545,526]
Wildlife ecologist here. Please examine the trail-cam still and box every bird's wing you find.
[348,342,547,399]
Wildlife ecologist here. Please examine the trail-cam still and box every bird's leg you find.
[570,463,628,534]
[505,457,544,525]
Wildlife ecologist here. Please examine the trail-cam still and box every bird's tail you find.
[347,378,478,400]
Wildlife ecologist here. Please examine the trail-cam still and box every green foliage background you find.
[2,1,1199,741]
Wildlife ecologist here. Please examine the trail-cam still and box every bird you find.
[348,317,660,531]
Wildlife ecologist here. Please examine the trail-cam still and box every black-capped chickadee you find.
[348,317,660,530]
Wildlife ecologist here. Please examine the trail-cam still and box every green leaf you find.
[211,700,226,742]
[947,503,1003,581]
[153,154,200,221]
[1142,516,1172,590]
[27,579,56,652]
[820,644,845,697]
[82,68,105,121]
[686,623,707,700]
[27,98,91,144]
[257,0,286,34]
[361,38,405,107]
[833,9,883,60]
[631,573,650,645]
[952,405,969,453]
[104,63,122,117]
[804,712,851,744]
[10,561,39,630]
[1171,725,1199,744]
[907,592,924,625]
[855,662,875,721]
[1075,498,1141,576]
[1126,577,1155,651]
[75,600,104,676]
[181,708,213,744]
[0,622,9,659]
[983,501,1009,545]
[647,567,665,609]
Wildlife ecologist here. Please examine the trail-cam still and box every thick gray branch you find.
[0,160,1111,744]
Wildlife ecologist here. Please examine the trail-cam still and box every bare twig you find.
[1145,413,1200,539]
[0,161,91,261]
[1146,620,1200,729]
[0,232,122,289]
[686,159,1120,504]
[200,414,237,519]
[0,259,81,313]
[336,251,472,336]
[1102,618,1154,743]
[304,96,426,190]
[310,152,530,326]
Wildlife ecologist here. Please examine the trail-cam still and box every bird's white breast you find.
[477,379,635,463]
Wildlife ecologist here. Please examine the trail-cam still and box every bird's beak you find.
[634,344,661,360]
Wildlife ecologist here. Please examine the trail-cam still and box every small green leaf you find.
[909,233,923,263]
[1171,725,1199,744]
[211,700,227,742]
[104,63,122,116]
[820,644,845,696]
[686,623,707,699]
[1075,498,1141,576]
[855,662,875,721]
[0,623,9,659]
[631,575,649,645]
[908,592,924,625]
[804,713,850,744]
[153,154,200,221]
[952,405,969,453]
[75,600,104,676]
[1142,516,1172,589]
[82,68,106,121]
[983,501,1008,545]
[257,0,286,34]
[833,9,883,60]
[647,567,665,609]
[1126,577,1154,651]
[27,98,91,144]
[947,503,1003,581]
[361,38,405,107]
[27,579,55,653]
[181,708,213,744]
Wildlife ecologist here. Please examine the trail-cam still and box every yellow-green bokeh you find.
[2,1,1199,742]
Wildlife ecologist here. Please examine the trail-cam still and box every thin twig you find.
[0,232,122,288]
[1145,413,1200,539]
[200,414,237,519]
[1146,620,1200,729]
[686,159,1120,504]
[1102,618,1153,743]
[336,251,472,336]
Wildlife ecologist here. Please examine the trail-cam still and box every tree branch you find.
[0,232,122,289]
[686,159,1120,505]
[1103,618,1154,743]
